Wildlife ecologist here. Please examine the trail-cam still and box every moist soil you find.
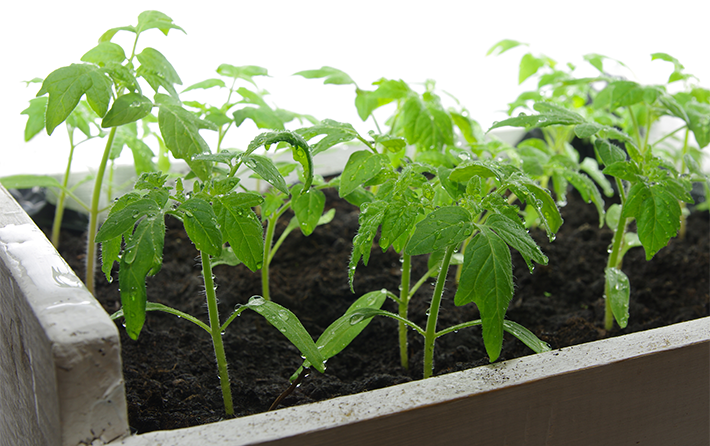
[48,187,709,434]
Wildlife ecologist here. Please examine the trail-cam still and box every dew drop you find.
[278,309,290,321]
[248,296,266,306]
[349,314,365,325]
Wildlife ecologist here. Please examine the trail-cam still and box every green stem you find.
[423,244,455,378]
[409,265,437,297]
[85,127,117,295]
[262,204,290,301]
[652,124,686,146]
[629,108,644,154]
[679,129,690,239]
[201,253,234,416]
[605,180,629,330]
[52,128,77,247]
[107,160,115,207]
[398,253,411,370]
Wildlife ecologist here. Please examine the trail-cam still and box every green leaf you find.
[349,201,387,290]
[454,228,513,362]
[21,97,48,141]
[506,177,563,241]
[81,42,126,65]
[291,186,326,236]
[0,174,60,189]
[341,186,375,207]
[243,154,288,194]
[293,289,388,378]
[519,53,545,84]
[213,194,264,271]
[137,47,182,87]
[182,78,226,92]
[118,215,166,340]
[135,171,168,190]
[95,198,161,243]
[659,94,689,124]
[489,102,584,131]
[402,96,454,150]
[379,201,419,250]
[135,10,184,36]
[563,169,606,227]
[574,122,603,139]
[339,150,386,197]
[233,106,285,130]
[580,157,614,197]
[621,183,681,260]
[594,138,627,167]
[241,297,325,373]
[502,320,551,353]
[487,39,526,56]
[486,213,547,272]
[596,81,645,110]
[685,101,710,148]
[127,137,157,174]
[101,93,153,128]
[157,101,215,180]
[85,70,113,118]
[100,236,121,283]
[38,64,98,134]
[405,206,474,256]
[605,267,630,328]
[355,79,412,120]
[247,130,313,191]
[370,132,407,151]
[217,64,268,85]
[293,66,354,85]
[605,203,622,231]
[178,197,222,257]
[210,246,242,267]
[449,159,505,182]
[296,119,361,155]
[602,161,642,182]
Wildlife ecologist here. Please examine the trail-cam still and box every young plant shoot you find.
[96,171,326,416]
[489,42,708,329]
[11,11,189,294]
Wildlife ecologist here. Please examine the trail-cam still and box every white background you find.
[2,0,709,176]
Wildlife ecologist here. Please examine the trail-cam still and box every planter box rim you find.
[115,316,709,446]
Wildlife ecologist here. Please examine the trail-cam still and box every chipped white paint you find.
[0,186,128,446]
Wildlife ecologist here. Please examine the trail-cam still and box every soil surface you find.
[48,186,709,434]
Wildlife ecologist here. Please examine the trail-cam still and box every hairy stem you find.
[86,127,117,295]
[398,253,411,370]
[202,253,234,416]
[605,179,629,330]
[679,129,690,239]
[423,245,455,378]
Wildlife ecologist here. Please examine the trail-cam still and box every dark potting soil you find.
[48,187,709,434]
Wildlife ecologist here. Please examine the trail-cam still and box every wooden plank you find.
[119,317,709,446]
[265,342,709,446]
[0,185,128,446]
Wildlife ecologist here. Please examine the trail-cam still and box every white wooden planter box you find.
[1,179,708,446]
